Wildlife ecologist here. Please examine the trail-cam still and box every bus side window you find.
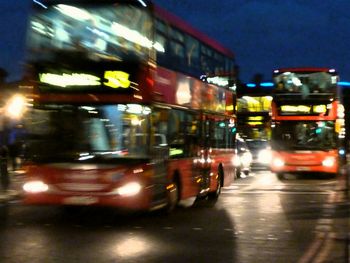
[169,27,185,69]
[208,119,228,149]
[166,109,200,158]
[184,114,200,157]
[152,109,168,147]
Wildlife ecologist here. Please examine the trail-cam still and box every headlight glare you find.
[23,181,49,193]
[241,152,252,165]
[322,157,335,167]
[273,158,284,168]
[232,155,241,166]
[116,182,142,196]
[258,149,272,164]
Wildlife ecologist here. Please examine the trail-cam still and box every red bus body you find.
[270,67,344,176]
[20,0,237,211]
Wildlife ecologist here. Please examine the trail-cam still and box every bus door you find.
[203,113,236,187]
[153,107,204,199]
[201,114,220,194]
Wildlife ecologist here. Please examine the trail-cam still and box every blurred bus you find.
[270,67,345,179]
[19,0,238,211]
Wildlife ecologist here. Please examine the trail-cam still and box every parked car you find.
[245,139,272,170]
[233,137,252,178]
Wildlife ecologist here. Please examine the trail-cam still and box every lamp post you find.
[0,109,9,191]
[0,93,26,191]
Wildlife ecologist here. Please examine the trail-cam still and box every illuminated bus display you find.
[32,58,141,94]
[278,104,329,115]
[38,70,133,90]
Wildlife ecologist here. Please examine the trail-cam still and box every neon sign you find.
[104,71,131,89]
[39,73,101,87]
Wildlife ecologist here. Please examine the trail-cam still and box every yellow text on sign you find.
[39,73,101,87]
[104,71,131,89]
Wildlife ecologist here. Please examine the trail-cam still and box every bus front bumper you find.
[271,164,339,174]
[21,185,153,211]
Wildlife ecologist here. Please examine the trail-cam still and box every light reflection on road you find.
[114,235,154,258]
[221,170,348,262]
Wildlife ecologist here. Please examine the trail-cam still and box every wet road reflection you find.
[222,171,349,262]
[0,170,348,263]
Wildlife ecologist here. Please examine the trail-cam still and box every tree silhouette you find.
[0,68,8,85]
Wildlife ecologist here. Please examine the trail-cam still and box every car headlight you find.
[232,155,241,167]
[241,152,252,165]
[116,182,142,196]
[322,157,336,167]
[23,180,49,193]
[258,149,272,164]
[272,158,284,168]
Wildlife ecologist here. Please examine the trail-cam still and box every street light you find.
[4,94,27,120]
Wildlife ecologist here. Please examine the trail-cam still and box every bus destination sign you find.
[38,70,135,92]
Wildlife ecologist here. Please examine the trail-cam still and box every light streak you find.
[137,0,147,7]
[33,0,47,9]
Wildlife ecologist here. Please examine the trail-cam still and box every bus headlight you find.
[23,181,49,193]
[116,182,142,196]
[322,157,335,167]
[258,149,272,164]
[272,158,284,168]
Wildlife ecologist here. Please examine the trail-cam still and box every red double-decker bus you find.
[270,67,345,179]
[19,0,238,212]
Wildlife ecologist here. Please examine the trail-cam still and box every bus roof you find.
[153,4,235,59]
[35,0,150,4]
[34,0,235,59]
[273,67,337,75]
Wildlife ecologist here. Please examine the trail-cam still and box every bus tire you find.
[164,178,180,213]
[207,167,223,202]
[277,173,284,180]
[235,167,241,179]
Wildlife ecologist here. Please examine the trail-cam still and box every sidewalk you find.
[0,170,24,202]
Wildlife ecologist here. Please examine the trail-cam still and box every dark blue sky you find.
[1,0,350,83]
[154,0,350,83]
[0,0,31,82]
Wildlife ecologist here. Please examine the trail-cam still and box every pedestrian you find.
[0,145,9,191]
[7,124,24,171]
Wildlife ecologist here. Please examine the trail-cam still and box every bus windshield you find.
[27,2,153,62]
[271,121,337,151]
[23,104,153,162]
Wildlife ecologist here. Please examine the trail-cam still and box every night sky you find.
[154,0,350,83]
[1,0,350,83]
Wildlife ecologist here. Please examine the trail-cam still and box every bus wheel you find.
[207,169,223,202]
[277,173,284,180]
[235,167,241,179]
[165,180,179,213]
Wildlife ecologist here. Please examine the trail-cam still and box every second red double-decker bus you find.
[270,67,345,179]
[18,0,238,212]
